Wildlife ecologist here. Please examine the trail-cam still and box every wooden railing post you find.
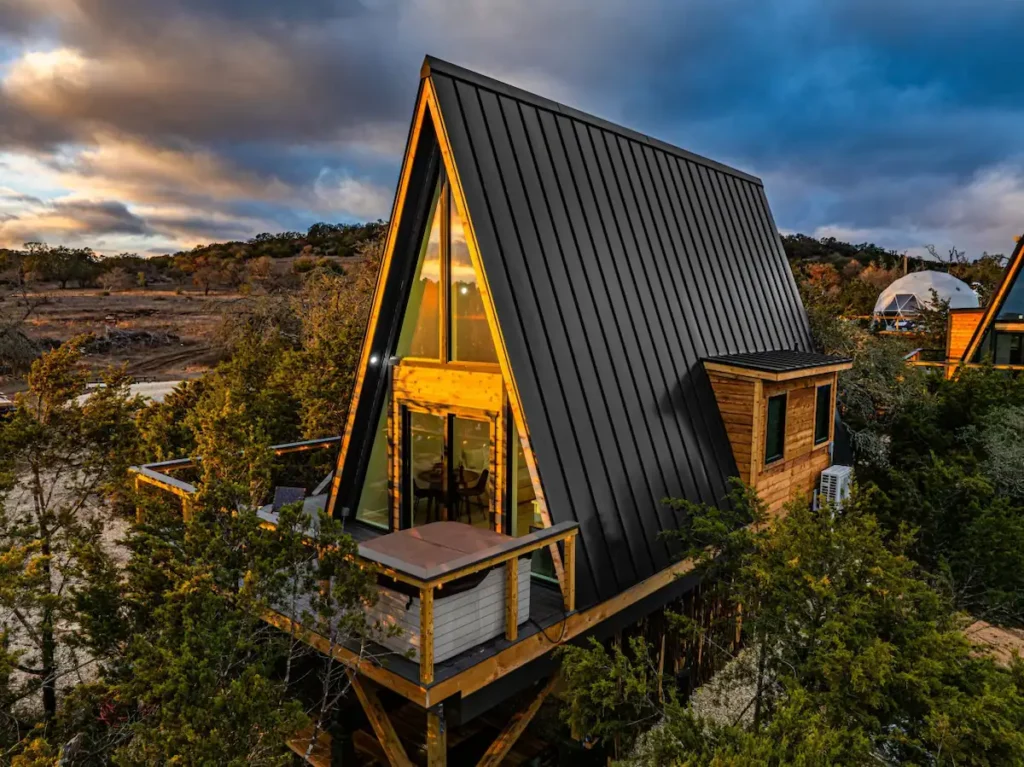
[505,558,519,641]
[181,495,193,523]
[133,474,143,523]
[564,532,576,612]
[420,586,434,685]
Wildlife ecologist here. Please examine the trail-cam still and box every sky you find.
[0,0,1022,258]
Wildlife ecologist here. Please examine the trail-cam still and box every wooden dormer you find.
[704,351,852,513]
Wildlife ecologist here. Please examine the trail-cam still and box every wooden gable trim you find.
[959,235,1024,367]
[703,359,853,383]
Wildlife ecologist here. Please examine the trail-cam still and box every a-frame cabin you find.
[307,56,853,763]
[951,236,1024,373]
[134,56,853,765]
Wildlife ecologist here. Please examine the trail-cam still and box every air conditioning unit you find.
[818,465,853,510]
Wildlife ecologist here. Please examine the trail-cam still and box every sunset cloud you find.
[0,0,1022,256]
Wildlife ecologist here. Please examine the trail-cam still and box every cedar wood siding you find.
[948,309,985,362]
[426,57,815,607]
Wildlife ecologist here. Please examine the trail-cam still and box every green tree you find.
[561,490,1024,765]
[281,237,381,439]
[0,338,140,745]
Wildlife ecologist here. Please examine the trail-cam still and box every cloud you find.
[0,0,1022,256]
[313,170,392,220]
[55,135,295,207]
[0,197,150,245]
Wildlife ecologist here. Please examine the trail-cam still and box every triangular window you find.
[396,179,443,359]
[395,173,499,364]
[450,194,498,363]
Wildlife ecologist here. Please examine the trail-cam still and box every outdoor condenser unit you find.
[818,465,853,510]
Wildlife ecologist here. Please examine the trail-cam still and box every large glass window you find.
[765,394,786,464]
[974,329,1024,365]
[355,393,391,529]
[997,266,1024,322]
[450,197,498,363]
[814,384,832,445]
[507,419,536,538]
[507,416,557,581]
[396,181,443,359]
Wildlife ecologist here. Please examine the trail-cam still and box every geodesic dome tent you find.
[872,271,979,330]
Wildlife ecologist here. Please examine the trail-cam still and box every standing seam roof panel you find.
[610,134,716,509]
[630,143,734,505]
[516,102,673,573]
[428,61,814,606]
[489,93,649,582]
[549,112,688,564]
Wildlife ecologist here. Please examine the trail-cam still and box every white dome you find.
[872,271,979,316]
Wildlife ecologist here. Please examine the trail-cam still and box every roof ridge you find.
[422,55,763,186]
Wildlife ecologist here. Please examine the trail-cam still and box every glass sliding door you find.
[402,408,495,530]
[407,411,446,527]
[451,416,491,528]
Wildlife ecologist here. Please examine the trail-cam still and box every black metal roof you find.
[424,56,816,608]
[706,350,851,374]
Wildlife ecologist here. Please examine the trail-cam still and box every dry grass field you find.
[1,286,234,392]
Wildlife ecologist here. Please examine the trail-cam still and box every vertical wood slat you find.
[504,559,518,641]
[420,586,435,684]
[133,475,143,523]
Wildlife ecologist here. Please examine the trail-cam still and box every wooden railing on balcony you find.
[130,436,340,521]
[357,521,578,685]
[130,438,580,688]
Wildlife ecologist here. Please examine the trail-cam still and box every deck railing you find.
[130,437,579,687]
[130,436,340,520]
[358,521,579,684]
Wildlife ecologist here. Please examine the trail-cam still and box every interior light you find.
[460,286,469,295]
[369,354,380,366]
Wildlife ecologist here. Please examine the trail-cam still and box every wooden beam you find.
[427,706,446,767]
[287,725,332,767]
[505,559,519,641]
[424,76,567,595]
[348,673,414,767]
[564,533,577,612]
[475,675,558,767]
[420,586,435,685]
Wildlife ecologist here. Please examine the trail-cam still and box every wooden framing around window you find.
[389,360,507,532]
